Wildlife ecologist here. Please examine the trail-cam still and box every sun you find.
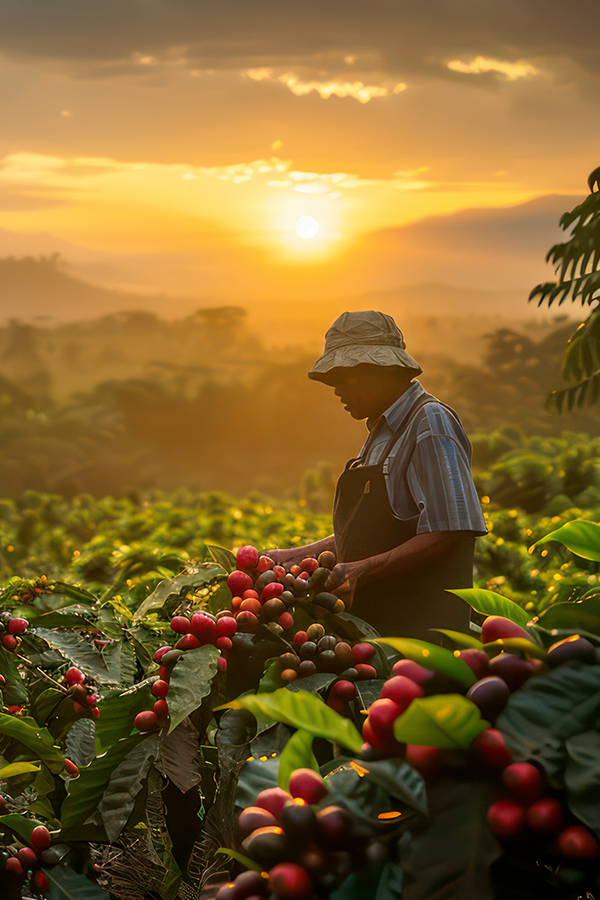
[295,215,319,239]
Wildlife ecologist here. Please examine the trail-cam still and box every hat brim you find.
[308,344,422,384]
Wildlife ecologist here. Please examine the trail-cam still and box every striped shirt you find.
[358,380,487,535]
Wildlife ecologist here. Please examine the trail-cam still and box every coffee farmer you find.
[269,311,487,639]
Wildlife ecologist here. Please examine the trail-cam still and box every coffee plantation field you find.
[2,482,600,900]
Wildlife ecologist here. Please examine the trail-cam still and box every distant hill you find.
[0,255,200,322]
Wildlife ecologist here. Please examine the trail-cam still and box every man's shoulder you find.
[413,396,468,441]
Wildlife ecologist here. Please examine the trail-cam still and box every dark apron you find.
[332,394,473,640]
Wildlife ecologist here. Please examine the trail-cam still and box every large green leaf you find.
[0,761,40,778]
[133,566,224,623]
[350,757,427,815]
[448,588,532,628]
[533,520,600,561]
[157,720,202,793]
[374,638,476,688]
[60,734,141,834]
[205,544,236,573]
[224,688,363,754]
[397,775,502,900]
[167,645,219,733]
[94,680,154,755]
[102,638,137,686]
[0,713,64,767]
[536,597,600,636]
[564,730,600,836]
[0,646,27,705]
[482,638,547,660]
[30,607,96,630]
[33,690,83,744]
[393,695,489,749]
[277,729,319,791]
[497,662,600,781]
[331,861,404,900]
[47,866,111,900]
[33,629,115,684]
[98,734,159,841]
[430,629,484,650]
[65,718,96,767]
[0,813,43,843]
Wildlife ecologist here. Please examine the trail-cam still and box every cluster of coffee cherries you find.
[228,546,345,636]
[134,610,234,733]
[362,658,429,755]
[63,666,100,720]
[0,817,57,896]
[217,768,385,900]
[467,622,596,725]
[280,627,380,686]
[487,761,599,867]
[0,611,29,652]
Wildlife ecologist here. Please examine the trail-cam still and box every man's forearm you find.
[358,531,468,585]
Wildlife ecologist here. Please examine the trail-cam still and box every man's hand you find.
[324,560,369,608]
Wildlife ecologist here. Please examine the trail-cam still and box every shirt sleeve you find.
[405,431,487,534]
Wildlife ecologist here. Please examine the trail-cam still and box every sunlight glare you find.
[295,215,319,239]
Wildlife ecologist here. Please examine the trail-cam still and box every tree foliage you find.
[530,166,600,410]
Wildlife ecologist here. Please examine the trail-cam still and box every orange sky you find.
[0,2,599,304]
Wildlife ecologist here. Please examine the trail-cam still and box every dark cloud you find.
[1,0,600,85]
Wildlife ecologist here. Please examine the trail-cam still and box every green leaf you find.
[0,646,27,705]
[98,734,159,841]
[448,588,532,628]
[33,629,115,685]
[65,718,96,768]
[157,720,202,794]
[351,757,427,815]
[536,597,600,635]
[47,864,111,899]
[257,658,285,694]
[393,695,489,749]
[60,734,141,834]
[564,731,600,836]
[395,776,501,900]
[497,662,600,781]
[331,861,404,900]
[215,848,264,872]
[223,688,363,754]
[0,761,40,778]
[102,638,137,686]
[277,729,319,791]
[430,629,484,650]
[533,520,600,561]
[482,638,547,660]
[205,544,237,573]
[0,813,43,843]
[94,680,154,755]
[0,713,64,767]
[133,566,224,623]
[30,610,95,630]
[167,645,219,733]
[373,638,476,688]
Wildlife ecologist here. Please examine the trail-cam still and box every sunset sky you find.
[1,1,599,307]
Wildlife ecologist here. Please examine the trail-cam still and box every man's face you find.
[328,364,410,420]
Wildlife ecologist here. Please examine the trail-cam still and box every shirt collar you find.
[366,379,424,432]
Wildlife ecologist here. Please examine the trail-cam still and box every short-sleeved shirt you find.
[357,380,487,535]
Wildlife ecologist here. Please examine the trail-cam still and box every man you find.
[270,310,486,639]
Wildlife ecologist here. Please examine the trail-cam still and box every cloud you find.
[0,0,597,92]
[447,56,541,81]
[243,67,406,103]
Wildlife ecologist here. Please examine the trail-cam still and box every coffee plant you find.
[1,516,600,899]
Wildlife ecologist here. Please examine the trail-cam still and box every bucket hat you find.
[308,311,422,384]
